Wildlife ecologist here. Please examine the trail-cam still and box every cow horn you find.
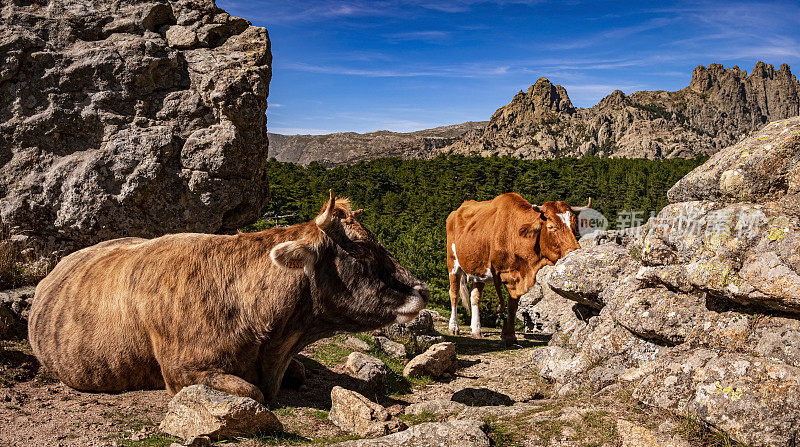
[572,197,593,213]
[315,189,336,228]
[531,204,542,213]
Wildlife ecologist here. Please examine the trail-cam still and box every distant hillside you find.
[268,122,487,167]
[270,62,800,165]
[446,62,800,159]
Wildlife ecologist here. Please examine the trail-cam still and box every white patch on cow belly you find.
[466,267,492,283]
[557,211,573,231]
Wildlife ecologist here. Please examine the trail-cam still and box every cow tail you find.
[459,274,471,315]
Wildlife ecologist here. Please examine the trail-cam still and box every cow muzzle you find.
[394,284,429,323]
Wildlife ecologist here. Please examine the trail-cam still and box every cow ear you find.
[519,222,541,238]
[270,241,317,270]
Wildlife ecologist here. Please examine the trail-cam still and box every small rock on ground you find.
[403,342,457,379]
[345,352,390,393]
[343,336,371,352]
[373,336,407,358]
[328,386,406,438]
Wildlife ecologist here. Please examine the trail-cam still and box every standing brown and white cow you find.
[29,191,428,403]
[446,193,589,345]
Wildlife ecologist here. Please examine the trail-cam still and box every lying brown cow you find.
[446,193,588,345]
[29,191,428,403]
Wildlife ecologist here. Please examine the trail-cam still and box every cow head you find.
[528,201,582,262]
[270,191,429,331]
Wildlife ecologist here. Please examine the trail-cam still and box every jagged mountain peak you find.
[446,62,800,160]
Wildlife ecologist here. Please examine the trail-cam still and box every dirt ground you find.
[0,317,706,447]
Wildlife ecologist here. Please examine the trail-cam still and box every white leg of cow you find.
[449,304,458,334]
[448,273,460,336]
[470,282,484,338]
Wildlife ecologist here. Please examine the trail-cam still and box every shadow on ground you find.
[441,332,548,355]
[275,355,410,411]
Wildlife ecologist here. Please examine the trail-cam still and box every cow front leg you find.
[163,368,265,404]
[502,297,520,346]
[448,273,460,335]
[470,282,485,339]
[492,272,506,328]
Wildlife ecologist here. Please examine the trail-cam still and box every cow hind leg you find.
[470,282,484,339]
[163,369,265,405]
[448,273,460,335]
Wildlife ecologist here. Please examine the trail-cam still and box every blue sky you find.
[217,0,800,134]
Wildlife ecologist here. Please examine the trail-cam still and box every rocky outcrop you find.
[446,62,800,160]
[0,0,272,258]
[268,122,486,167]
[530,118,800,446]
[159,385,282,440]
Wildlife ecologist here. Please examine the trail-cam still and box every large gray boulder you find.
[668,116,800,214]
[634,347,800,447]
[159,385,282,440]
[0,0,271,258]
[331,420,490,447]
[530,118,800,446]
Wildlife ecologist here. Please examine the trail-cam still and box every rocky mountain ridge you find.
[268,121,486,167]
[272,62,800,165]
[447,62,800,158]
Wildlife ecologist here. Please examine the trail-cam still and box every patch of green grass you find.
[274,406,296,417]
[483,417,519,447]
[577,410,618,447]
[248,431,312,445]
[397,410,438,426]
[311,339,352,367]
[352,332,375,347]
[114,436,181,447]
[306,408,329,420]
[675,413,750,447]
[533,419,567,446]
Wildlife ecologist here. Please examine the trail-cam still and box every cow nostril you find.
[415,285,430,302]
